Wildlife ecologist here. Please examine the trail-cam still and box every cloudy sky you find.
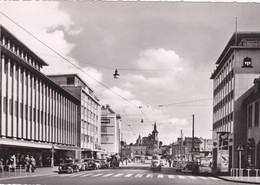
[1,0,260,145]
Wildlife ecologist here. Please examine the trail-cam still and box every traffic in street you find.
[0,162,240,185]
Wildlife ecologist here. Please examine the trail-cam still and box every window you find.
[9,99,13,115]
[20,103,23,118]
[255,101,259,127]
[248,105,253,128]
[67,77,75,85]
[15,101,18,117]
[4,60,8,74]
[3,97,7,114]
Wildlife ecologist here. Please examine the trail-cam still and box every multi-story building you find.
[101,105,121,155]
[243,77,260,169]
[48,74,101,159]
[210,32,260,172]
[183,137,201,161]
[172,138,185,160]
[0,25,80,166]
[199,138,213,153]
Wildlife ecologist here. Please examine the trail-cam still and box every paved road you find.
[0,164,240,185]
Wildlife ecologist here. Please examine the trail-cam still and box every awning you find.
[0,138,51,149]
[0,138,80,151]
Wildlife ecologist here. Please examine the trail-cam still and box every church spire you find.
[152,122,158,133]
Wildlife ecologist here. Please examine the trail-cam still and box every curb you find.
[0,172,54,181]
[216,176,260,184]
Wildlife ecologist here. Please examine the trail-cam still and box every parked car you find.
[150,159,161,171]
[75,159,87,171]
[94,160,101,169]
[58,159,79,174]
[95,159,109,169]
[174,161,187,172]
[182,161,199,174]
[83,158,96,170]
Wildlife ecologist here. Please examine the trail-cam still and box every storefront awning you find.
[0,138,80,151]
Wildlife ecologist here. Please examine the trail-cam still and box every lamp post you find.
[191,114,195,161]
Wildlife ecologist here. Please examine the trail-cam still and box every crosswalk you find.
[50,172,220,181]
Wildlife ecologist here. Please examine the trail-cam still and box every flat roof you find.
[211,31,260,79]
[0,24,48,66]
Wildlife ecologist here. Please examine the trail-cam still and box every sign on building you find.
[101,119,110,124]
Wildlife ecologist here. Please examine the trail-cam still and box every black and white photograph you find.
[0,0,260,184]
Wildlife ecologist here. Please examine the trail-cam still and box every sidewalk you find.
[218,176,260,184]
[0,166,58,180]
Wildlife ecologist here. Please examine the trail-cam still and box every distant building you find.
[172,138,185,160]
[101,105,121,155]
[48,74,101,159]
[210,32,260,172]
[172,137,201,161]
[199,138,213,152]
[134,123,161,156]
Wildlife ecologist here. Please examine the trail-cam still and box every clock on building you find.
[243,57,253,68]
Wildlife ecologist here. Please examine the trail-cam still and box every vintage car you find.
[150,159,161,171]
[95,159,109,169]
[75,159,87,171]
[182,161,199,174]
[94,160,101,169]
[58,159,79,174]
[83,158,96,170]
[174,161,187,172]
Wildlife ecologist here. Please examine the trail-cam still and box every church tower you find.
[152,122,158,143]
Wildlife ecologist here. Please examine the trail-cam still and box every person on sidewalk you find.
[169,158,172,167]
[10,154,16,171]
[25,155,30,172]
[30,156,36,173]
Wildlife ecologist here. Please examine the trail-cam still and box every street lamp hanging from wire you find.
[113,69,120,79]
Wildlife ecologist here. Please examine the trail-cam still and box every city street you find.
[0,163,239,185]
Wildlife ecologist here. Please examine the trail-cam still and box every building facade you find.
[48,74,101,159]
[0,25,80,166]
[101,105,121,155]
[243,77,260,169]
[210,32,260,172]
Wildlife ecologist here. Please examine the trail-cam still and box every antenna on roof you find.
[235,17,238,46]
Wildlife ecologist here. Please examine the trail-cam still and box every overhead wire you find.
[0,12,137,107]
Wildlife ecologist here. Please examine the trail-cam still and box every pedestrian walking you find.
[30,156,36,173]
[10,154,16,171]
[0,157,3,171]
[169,158,172,167]
[25,155,30,172]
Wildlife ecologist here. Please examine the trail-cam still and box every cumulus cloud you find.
[136,48,183,70]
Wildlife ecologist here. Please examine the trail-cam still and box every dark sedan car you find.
[95,159,109,169]
[83,158,96,170]
[58,159,79,174]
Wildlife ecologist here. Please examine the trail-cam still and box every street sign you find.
[236,143,244,151]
